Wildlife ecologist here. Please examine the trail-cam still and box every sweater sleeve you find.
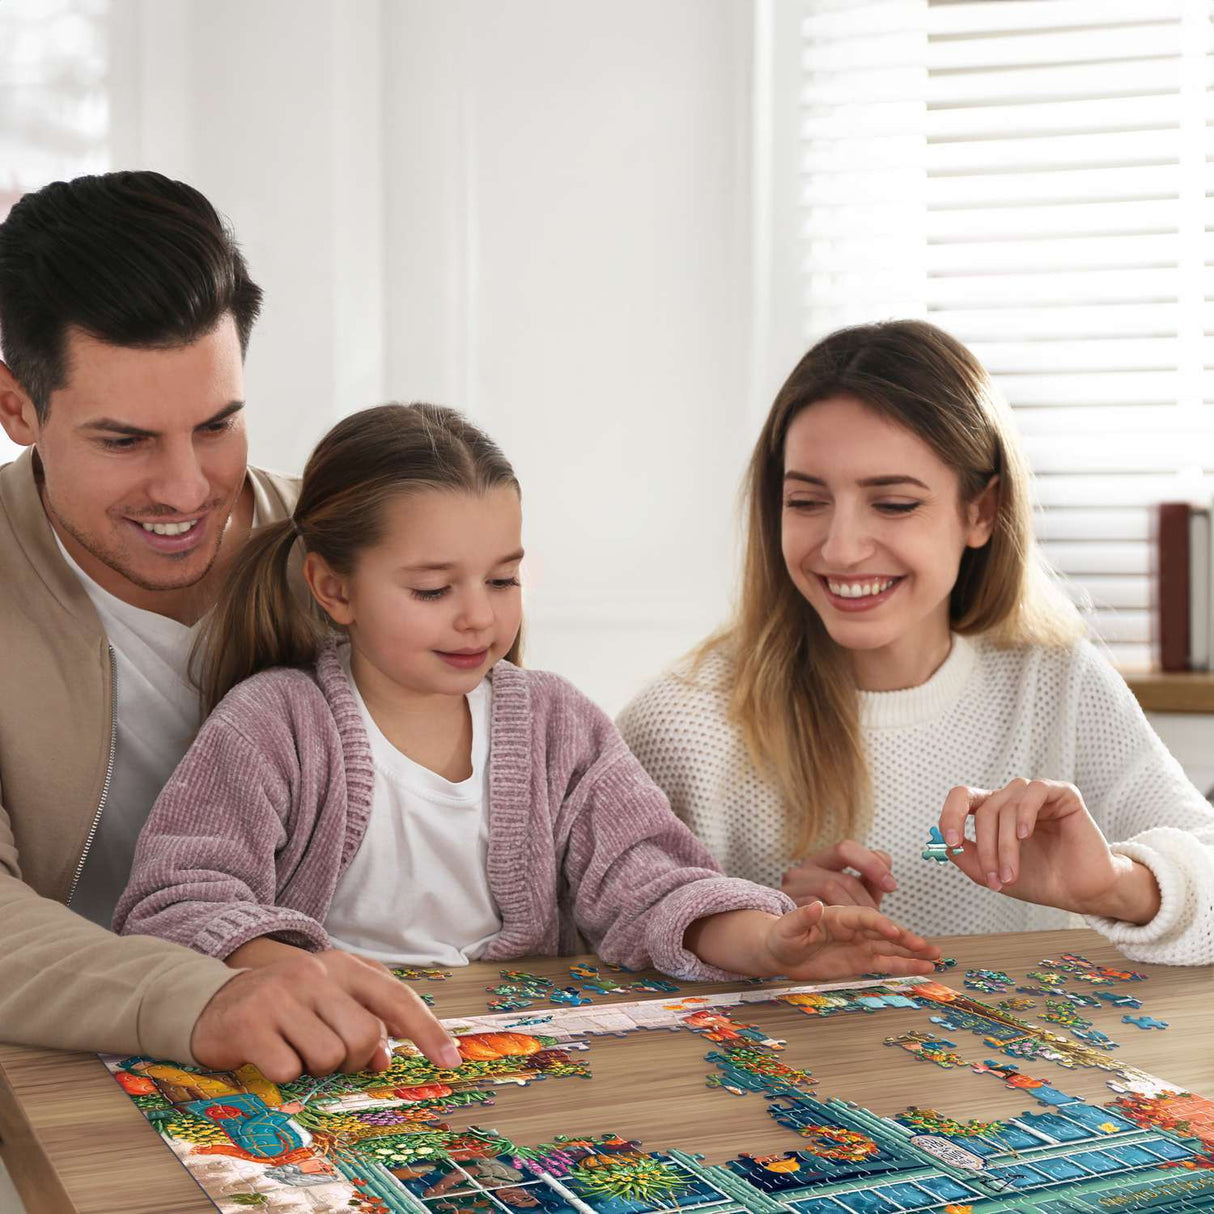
[0,848,238,1063]
[1069,642,1214,964]
[556,684,794,981]
[113,710,330,959]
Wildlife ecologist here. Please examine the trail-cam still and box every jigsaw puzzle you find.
[102,957,1211,1214]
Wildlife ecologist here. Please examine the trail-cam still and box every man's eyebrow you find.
[784,471,931,490]
[78,401,245,438]
[401,548,526,574]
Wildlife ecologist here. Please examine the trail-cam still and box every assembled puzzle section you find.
[103,955,1211,1214]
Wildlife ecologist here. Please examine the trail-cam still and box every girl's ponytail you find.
[193,516,322,714]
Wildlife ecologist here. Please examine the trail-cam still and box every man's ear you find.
[0,362,39,447]
[965,475,1000,549]
[303,550,354,626]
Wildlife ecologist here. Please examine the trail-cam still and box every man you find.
[0,171,458,1079]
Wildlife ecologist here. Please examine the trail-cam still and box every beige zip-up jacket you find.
[0,448,299,1062]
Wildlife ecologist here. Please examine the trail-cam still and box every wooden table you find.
[3,928,1213,1214]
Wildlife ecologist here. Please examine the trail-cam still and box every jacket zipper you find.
[66,645,118,908]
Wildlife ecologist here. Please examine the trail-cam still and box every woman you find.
[619,320,1214,962]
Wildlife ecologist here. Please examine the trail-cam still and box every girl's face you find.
[780,394,996,682]
[310,486,524,699]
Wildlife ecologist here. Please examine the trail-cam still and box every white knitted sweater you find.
[617,634,1214,964]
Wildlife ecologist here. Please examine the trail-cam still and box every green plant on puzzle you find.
[900,1107,1007,1138]
[569,1154,694,1203]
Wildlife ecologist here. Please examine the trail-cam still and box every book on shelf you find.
[1156,501,1213,673]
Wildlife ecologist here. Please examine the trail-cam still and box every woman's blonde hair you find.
[195,402,522,714]
[710,319,1082,856]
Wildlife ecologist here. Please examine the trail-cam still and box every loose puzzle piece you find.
[1059,989,1102,1007]
[488,997,533,1013]
[1024,969,1068,988]
[1099,991,1144,1008]
[704,1043,817,1098]
[630,978,680,994]
[932,956,957,972]
[579,979,625,995]
[1123,1014,1170,1030]
[500,970,554,989]
[963,968,1013,993]
[550,987,592,1007]
[997,997,1037,1011]
[884,1030,967,1068]
[1071,1027,1119,1050]
[921,825,964,863]
[1042,998,1093,1030]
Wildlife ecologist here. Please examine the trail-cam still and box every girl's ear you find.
[964,475,1000,549]
[303,551,355,626]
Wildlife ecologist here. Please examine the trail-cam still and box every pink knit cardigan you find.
[114,644,792,980]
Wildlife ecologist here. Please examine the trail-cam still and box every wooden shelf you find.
[1120,669,1214,714]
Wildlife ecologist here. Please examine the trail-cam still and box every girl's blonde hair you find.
[710,319,1082,855]
[195,402,522,714]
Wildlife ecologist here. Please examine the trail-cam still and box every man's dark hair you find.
[0,170,263,420]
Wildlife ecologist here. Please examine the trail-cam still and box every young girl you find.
[618,320,1214,964]
[115,403,939,1058]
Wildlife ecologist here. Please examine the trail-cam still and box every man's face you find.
[33,316,249,595]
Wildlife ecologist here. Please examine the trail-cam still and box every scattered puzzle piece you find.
[921,825,964,863]
[630,978,680,994]
[1071,1027,1119,1050]
[487,997,533,1012]
[550,987,592,1006]
[1123,1014,1169,1030]
[1042,998,1093,1030]
[963,968,1013,993]
[580,978,625,995]
[884,1030,967,1068]
[997,997,1037,1011]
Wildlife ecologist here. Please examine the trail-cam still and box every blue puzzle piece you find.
[922,825,964,863]
[1122,1014,1169,1030]
[550,987,592,1006]
[630,978,679,993]
[1071,1027,1118,1049]
[1098,992,1143,1008]
[1029,1084,1080,1107]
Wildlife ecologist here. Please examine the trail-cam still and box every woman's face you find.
[780,394,996,679]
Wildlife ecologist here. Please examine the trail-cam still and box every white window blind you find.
[800,0,1214,666]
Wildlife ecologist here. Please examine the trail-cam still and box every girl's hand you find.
[939,779,1161,924]
[758,901,940,981]
[781,842,897,909]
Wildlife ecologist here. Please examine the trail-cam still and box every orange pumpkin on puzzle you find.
[456,1033,543,1062]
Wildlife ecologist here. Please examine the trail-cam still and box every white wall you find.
[99,0,758,714]
[382,0,756,711]
[110,0,389,477]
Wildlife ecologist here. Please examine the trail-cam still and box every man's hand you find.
[191,948,462,1082]
[781,841,897,908]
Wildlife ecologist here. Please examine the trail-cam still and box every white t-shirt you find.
[56,538,204,926]
[324,654,502,966]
